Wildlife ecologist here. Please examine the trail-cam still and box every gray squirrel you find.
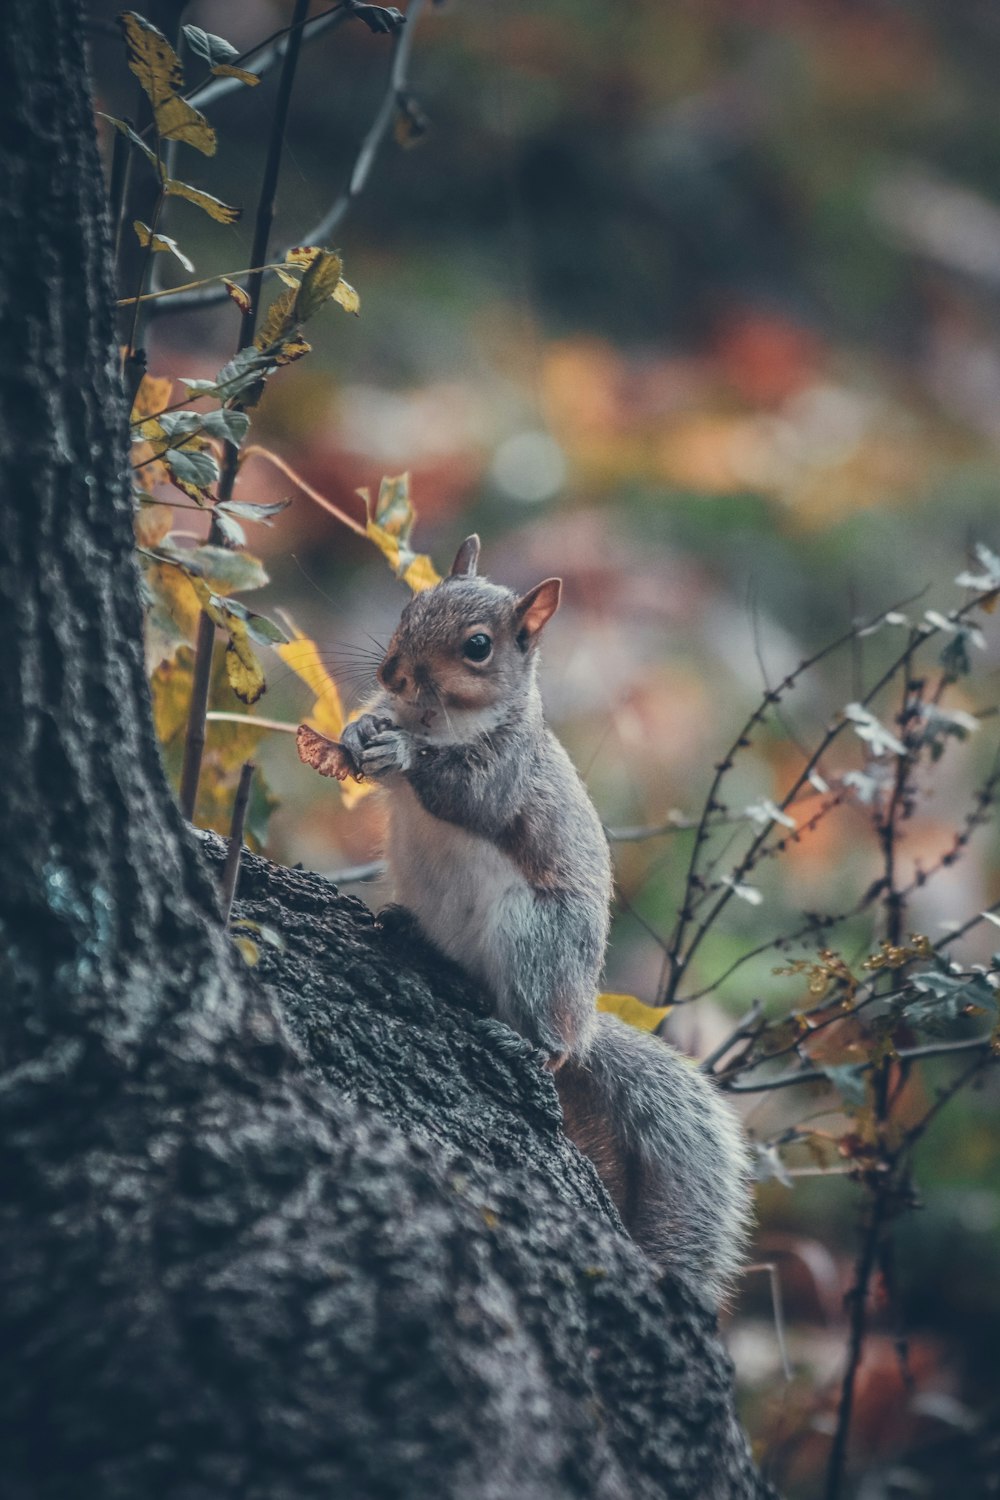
[329,536,752,1307]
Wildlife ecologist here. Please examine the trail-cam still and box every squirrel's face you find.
[376,544,561,739]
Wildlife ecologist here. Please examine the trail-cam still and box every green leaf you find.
[221,596,289,645]
[821,1063,868,1108]
[182,23,239,64]
[133,221,194,273]
[162,177,241,224]
[218,497,291,525]
[181,545,269,595]
[213,510,246,547]
[905,971,999,1032]
[164,446,219,496]
[183,347,277,406]
[196,409,250,448]
[119,12,216,154]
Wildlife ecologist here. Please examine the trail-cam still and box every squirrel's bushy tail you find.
[555,1013,753,1307]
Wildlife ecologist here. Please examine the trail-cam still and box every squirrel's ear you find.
[514,578,562,644]
[450,534,481,578]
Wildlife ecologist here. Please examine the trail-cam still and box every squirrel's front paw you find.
[341,715,415,779]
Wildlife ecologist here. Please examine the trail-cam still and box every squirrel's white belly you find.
[385,781,530,994]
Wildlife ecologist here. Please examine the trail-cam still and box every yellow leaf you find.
[275,614,372,807]
[150,647,196,742]
[284,245,322,268]
[130,372,174,424]
[225,619,265,704]
[332,278,360,315]
[358,473,441,593]
[163,177,241,224]
[134,500,173,548]
[223,278,251,314]
[211,63,261,86]
[596,992,672,1033]
[232,934,260,965]
[402,553,442,592]
[119,11,216,154]
[273,617,345,739]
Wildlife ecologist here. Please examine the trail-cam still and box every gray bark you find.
[0,2,774,1496]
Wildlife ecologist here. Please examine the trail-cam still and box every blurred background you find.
[90,2,1000,1493]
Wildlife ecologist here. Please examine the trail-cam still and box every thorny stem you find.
[179,0,311,822]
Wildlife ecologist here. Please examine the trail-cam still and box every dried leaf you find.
[163,177,241,224]
[296,723,354,781]
[133,220,194,273]
[294,248,344,320]
[211,63,261,86]
[120,12,216,154]
[222,277,251,313]
[275,337,311,365]
[254,286,298,351]
[596,992,672,1033]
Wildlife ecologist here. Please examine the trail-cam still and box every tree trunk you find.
[0,4,773,1497]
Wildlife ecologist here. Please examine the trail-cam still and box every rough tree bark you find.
[0,3,774,1496]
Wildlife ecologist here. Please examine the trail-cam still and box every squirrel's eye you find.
[463,632,492,663]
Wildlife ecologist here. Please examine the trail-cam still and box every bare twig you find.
[664,590,992,1003]
[220,762,255,922]
[661,593,923,1003]
[700,1001,764,1074]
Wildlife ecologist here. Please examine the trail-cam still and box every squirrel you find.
[319,535,752,1307]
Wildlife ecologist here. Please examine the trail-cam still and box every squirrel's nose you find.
[378,654,408,696]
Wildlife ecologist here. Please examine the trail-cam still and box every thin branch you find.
[180,0,312,822]
[661,592,924,1003]
[723,1034,994,1095]
[150,0,427,320]
[240,444,368,536]
[206,711,298,733]
[220,762,255,922]
[823,1182,889,1500]
[306,0,427,244]
[604,809,750,841]
[188,5,355,112]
